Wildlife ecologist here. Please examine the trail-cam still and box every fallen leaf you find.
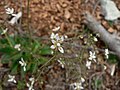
[64,10,71,19]
[108,27,114,33]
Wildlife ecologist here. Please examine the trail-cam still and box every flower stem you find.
[5,33,13,47]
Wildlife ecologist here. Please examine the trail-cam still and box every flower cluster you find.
[26,77,35,90]
[70,77,85,90]
[105,49,109,59]
[8,75,16,83]
[19,58,27,71]
[50,32,64,53]
[86,51,96,69]
[5,7,22,25]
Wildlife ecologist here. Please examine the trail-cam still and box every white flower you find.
[104,65,107,70]
[19,58,26,71]
[50,33,64,53]
[27,77,35,90]
[1,28,8,35]
[81,77,85,83]
[50,33,58,40]
[5,7,14,15]
[105,49,109,59]
[59,36,64,43]
[93,37,98,42]
[51,50,54,54]
[57,59,65,68]
[71,82,84,90]
[50,45,56,49]
[89,51,96,62]
[86,61,91,69]
[8,75,16,83]
[64,35,68,39]
[110,64,116,76]
[9,12,22,25]
[52,26,60,31]
[14,44,21,51]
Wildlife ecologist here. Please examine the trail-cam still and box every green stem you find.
[0,26,13,47]
[36,55,56,80]
[5,33,13,47]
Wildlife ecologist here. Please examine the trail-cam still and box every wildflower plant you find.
[50,32,65,53]
[1,2,119,90]
[50,26,68,54]
[70,77,85,90]
[0,34,52,75]
[5,7,22,25]
[0,5,55,90]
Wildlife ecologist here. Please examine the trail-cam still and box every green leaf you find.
[38,57,48,65]
[1,54,11,64]
[27,63,31,71]
[108,54,118,64]
[20,67,26,78]
[17,81,25,90]
[11,61,19,74]
[10,53,22,60]
[108,21,114,27]
[0,38,8,44]
[1,52,22,64]
[8,36,15,45]
[40,46,52,55]
[30,63,38,74]
[95,79,102,88]
[0,47,15,54]
[32,40,40,53]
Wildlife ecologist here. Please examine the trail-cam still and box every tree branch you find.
[84,12,120,60]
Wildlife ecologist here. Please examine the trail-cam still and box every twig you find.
[84,12,120,60]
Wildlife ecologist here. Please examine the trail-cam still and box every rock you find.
[100,0,120,21]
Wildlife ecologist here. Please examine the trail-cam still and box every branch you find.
[84,12,120,60]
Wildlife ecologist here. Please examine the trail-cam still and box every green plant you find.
[0,34,52,76]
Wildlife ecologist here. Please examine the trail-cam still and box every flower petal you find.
[50,33,55,39]
[50,45,56,49]
[58,46,64,53]
[52,26,60,31]
[51,40,56,44]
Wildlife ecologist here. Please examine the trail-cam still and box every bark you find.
[84,12,120,60]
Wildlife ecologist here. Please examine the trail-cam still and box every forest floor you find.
[0,0,120,90]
